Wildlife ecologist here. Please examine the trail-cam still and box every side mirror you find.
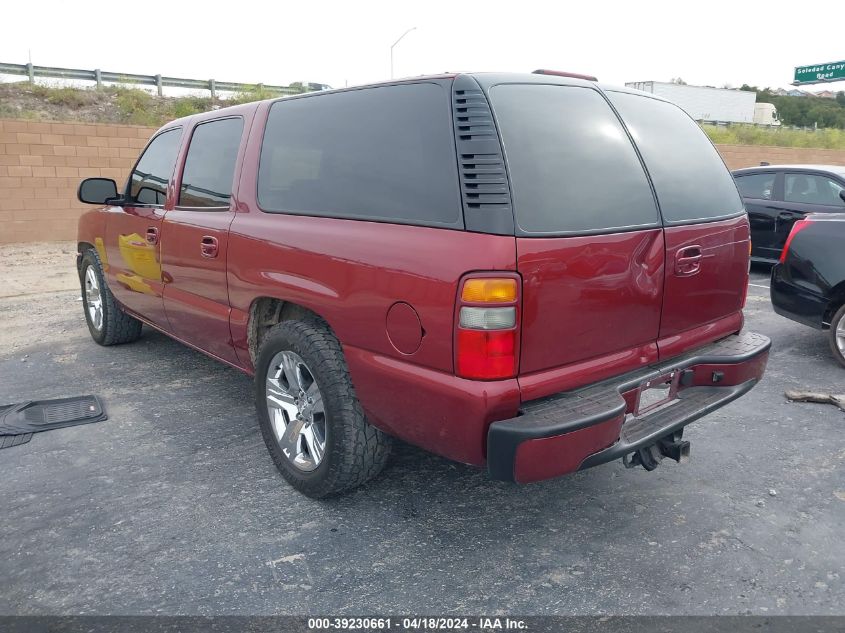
[840,189,845,203]
[78,178,120,205]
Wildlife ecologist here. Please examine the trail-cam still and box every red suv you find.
[76,71,770,497]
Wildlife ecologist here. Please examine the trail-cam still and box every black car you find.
[733,165,845,263]
[771,212,845,367]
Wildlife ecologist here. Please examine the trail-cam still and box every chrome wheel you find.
[84,266,103,331]
[836,317,845,355]
[265,350,326,472]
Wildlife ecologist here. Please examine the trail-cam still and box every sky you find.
[2,0,844,94]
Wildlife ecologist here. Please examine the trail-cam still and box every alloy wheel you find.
[84,266,103,331]
[265,350,327,472]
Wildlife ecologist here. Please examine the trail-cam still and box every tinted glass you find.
[129,128,181,205]
[735,173,776,200]
[784,174,845,206]
[489,84,657,234]
[258,84,461,226]
[179,118,243,208]
[608,91,743,223]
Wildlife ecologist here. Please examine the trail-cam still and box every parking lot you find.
[0,242,843,616]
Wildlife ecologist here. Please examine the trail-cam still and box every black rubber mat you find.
[0,396,106,447]
[0,433,32,449]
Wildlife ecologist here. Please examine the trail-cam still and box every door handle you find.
[145,226,159,245]
[200,236,219,258]
[675,245,702,276]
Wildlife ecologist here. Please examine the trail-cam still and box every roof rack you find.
[532,69,598,82]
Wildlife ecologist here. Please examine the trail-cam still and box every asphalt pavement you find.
[0,264,843,615]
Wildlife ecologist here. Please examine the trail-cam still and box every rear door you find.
[734,170,782,261]
[104,127,183,327]
[160,116,246,363]
[606,91,749,358]
[488,83,665,381]
[778,172,845,253]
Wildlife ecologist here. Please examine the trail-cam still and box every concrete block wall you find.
[2,117,845,244]
[0,119,156,244]
[717,144,845,171]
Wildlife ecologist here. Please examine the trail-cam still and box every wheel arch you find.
[823,281,845,327]
[246,296,334,365]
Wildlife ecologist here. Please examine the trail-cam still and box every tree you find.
[670,77,687,85]
[837,91,845,107]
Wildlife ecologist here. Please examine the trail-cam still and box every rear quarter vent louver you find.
[452,75,515,235]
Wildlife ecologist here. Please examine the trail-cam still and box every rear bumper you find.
[487,331,771,483]
[770,264,827,329]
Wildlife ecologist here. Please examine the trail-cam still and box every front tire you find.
[79,249,143,346]
[255,320,392,498]
[828,304,845,368]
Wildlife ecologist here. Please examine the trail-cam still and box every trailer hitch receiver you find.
[623,430,690,471]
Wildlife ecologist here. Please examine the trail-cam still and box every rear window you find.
[735,172,776,200]
[607,91,743,223]
[490,84,658,235]
[258,83,462,227]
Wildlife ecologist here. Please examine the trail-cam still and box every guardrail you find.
[0,62,320,98]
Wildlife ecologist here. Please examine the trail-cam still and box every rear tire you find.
[255,319,392,498]
[828,304,845,368]
[79,249,143,346]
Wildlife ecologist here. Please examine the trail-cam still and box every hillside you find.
[0,82,303,126]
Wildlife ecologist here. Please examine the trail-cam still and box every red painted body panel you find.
[658,215,750,354]
[343,346,520,465]
[161,209,239,363]
[518,342,659,402]
[225,213,517,374]
[514,416,623,484]
[102,204,170,328]
[516,228,664,397]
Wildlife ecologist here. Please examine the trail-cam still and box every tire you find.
[828,304,845,368]
[79,249,143,346]
[255,319,391,498]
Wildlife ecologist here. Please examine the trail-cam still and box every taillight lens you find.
[461,278,518,303]
[456,329,516,380]
[779,219,812,264]
[455,275,520,380]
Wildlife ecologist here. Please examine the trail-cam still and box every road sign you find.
[794,61,845,85]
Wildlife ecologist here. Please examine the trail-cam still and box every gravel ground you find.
[0,245,843,616]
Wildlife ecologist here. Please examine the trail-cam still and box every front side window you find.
[489,84,658,235]
[129,128,182,205]
[784,174,845,206]
[607,91,744,223]
[258,83,462,227]
[179,118,244,208]
[735,173,776,200]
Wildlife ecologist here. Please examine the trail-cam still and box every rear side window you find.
[490,84,658,234]
[735,173,776,200]
[129,128,181,205]
[784,174,845,206]
[258,83,461,227]
[607,91,743,223]
[179,117,244,208]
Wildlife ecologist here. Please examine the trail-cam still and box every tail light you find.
[779,219,812,264]
[455,275,520,380]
